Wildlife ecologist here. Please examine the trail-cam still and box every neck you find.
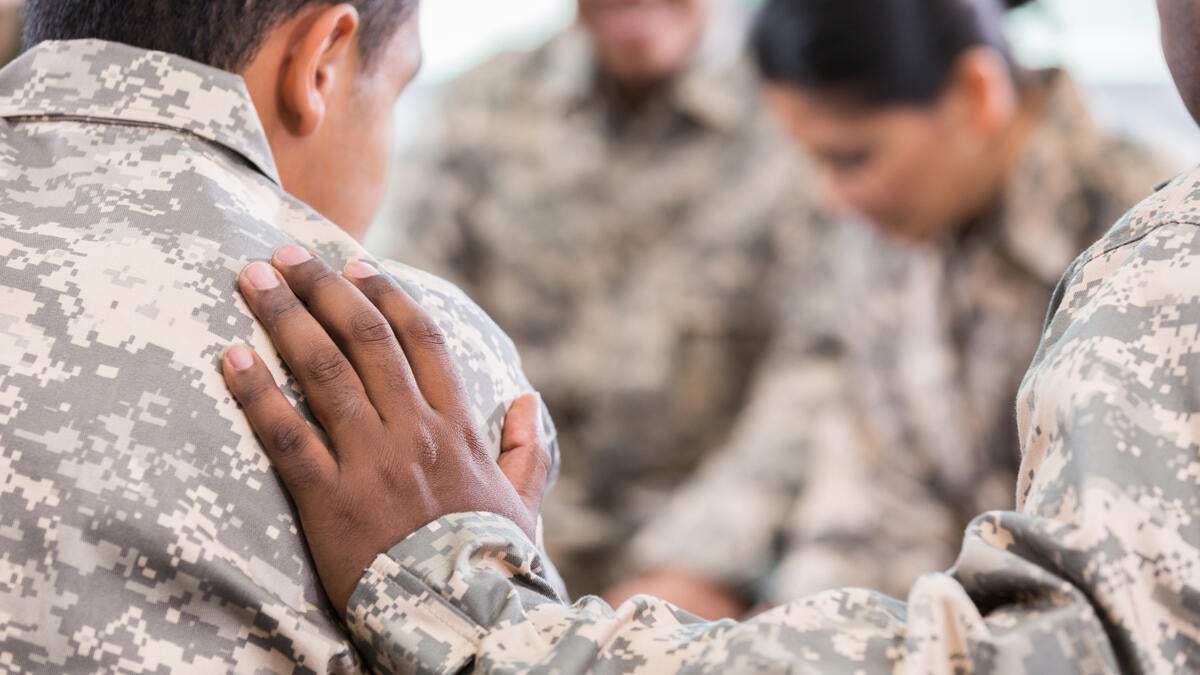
[956,80,1047,234]
[596,70,674,115]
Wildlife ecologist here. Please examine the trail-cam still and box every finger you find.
[343,260,470,414]
[497,394,552,520]
[501,393,543,454]
[270,246,420,410]
[222,345,338,504]
[239,260,371,436]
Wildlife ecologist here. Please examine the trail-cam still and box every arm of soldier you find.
[220,250,553,618]
[341,228,1195,672]
[236,231,1192,672]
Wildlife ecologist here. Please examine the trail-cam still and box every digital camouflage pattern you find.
[382,26,821,596]
[629,70,1173,603]
[348,161,1200,673]
[0,40,556,672]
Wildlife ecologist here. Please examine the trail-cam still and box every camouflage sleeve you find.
[341,220,1199,673]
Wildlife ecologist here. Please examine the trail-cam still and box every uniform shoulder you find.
[1075,165,1200,268]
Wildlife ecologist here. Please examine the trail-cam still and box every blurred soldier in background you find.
[612,0,1170,618]
[389,0,822,596]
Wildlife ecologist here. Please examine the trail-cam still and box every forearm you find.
[346,511,1125,675]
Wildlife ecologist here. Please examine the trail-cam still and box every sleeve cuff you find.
[345,512,560,674]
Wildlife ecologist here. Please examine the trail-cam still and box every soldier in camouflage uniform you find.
[385,0,819,596]
[609,0,1170,615]
[622,79,1168,611]
[0,2,558,671]
[230,1,1200,672]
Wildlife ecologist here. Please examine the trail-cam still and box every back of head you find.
[752,0,1034,105]
[23,0,414,72]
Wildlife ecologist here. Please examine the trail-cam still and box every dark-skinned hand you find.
[221,245,552,617]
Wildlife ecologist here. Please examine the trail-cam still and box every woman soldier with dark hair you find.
[617,0,1170,620]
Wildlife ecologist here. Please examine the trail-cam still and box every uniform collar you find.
[0,40,280,186]
[534,27,748,136]
[987,70,1112,285]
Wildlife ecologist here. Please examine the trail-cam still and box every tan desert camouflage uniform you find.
[628,71,1173,603]
[0,40,556,672]
[385,28,819,595]
[350,162,1200,673]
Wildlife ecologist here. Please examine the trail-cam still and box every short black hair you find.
[24,0,418,72]
[753,0,1034,106]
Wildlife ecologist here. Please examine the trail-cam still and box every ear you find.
[942,47,1019,139]
[280,4,362,137]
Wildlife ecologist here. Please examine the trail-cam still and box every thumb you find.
[498,393,551,519]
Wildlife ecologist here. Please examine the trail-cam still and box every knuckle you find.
[284,456,328,493]
[331,393,369,424]
[363,275,400,303]
[268,417,310,459]
[533,442,553,480]
[409,426,441,466]
[263,296,303,328]
[264,420,328,493]
[403,317,447,348]
[457,421,489,459]
[303,264,339,294]
[235,373,276,409]
[304,348,349,386]
[349,310,395,346]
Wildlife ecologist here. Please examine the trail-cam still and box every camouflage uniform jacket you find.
[350,155,1200,673]
[0,40,556,672]
[628,71,1172,603]
[384,29,820,595]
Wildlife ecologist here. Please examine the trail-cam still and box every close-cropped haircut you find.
[24,0,417,72]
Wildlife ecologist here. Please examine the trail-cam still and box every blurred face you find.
[294,17,423,239]
[578,0,708,86]
[764,84,985,242]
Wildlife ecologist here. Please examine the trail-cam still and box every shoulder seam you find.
[1079,218,1200,270]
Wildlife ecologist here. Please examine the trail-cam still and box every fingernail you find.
[243,262,279,290]
[226,345,254,371]
[274,245,313,267]
[344,260,379,279]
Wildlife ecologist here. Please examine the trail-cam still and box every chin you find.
[865,217,928,244]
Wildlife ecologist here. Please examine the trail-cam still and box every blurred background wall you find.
[367,0,1200,251]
